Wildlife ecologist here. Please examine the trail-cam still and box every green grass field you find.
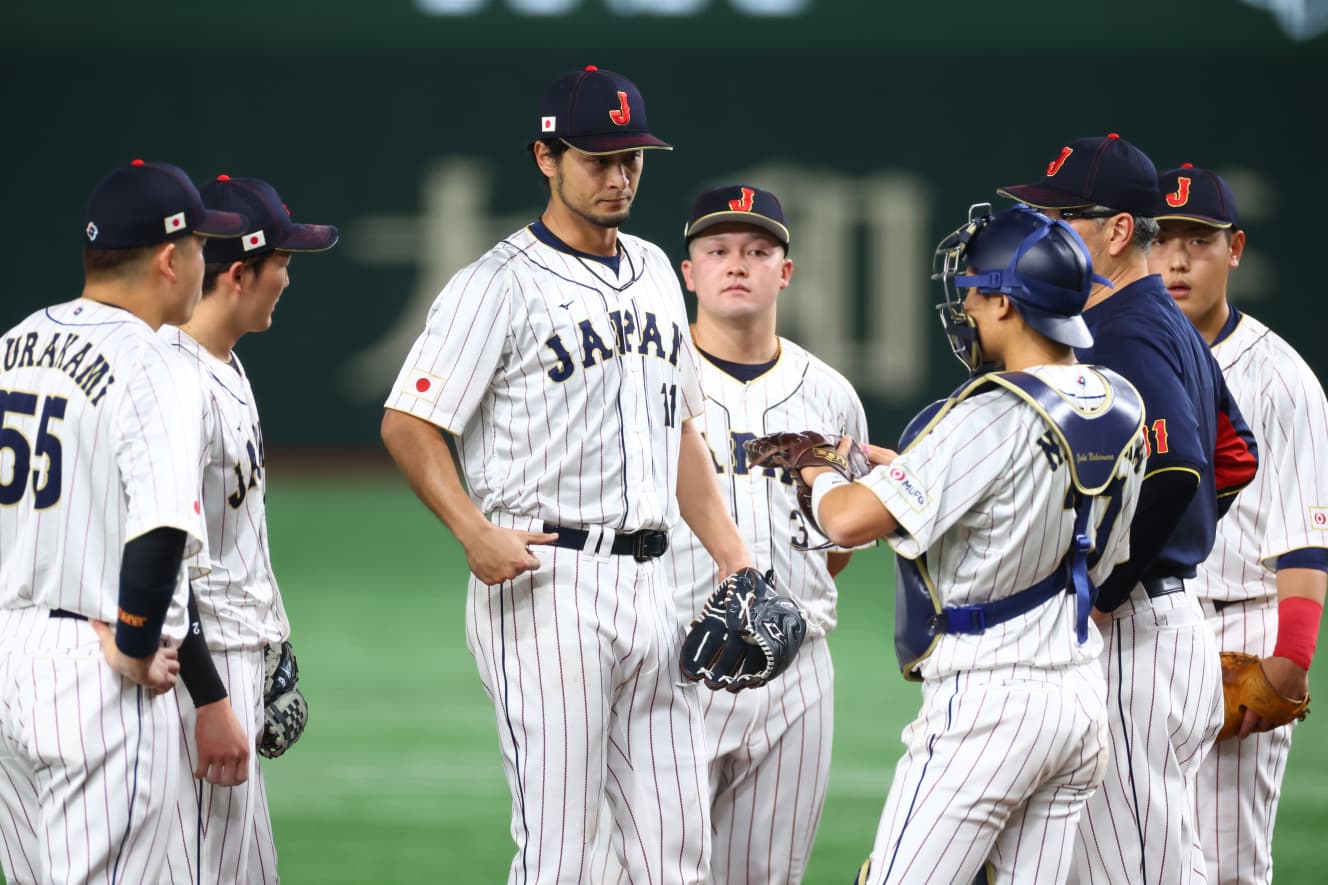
[9,472,1326,883]
[253,474,1328,884]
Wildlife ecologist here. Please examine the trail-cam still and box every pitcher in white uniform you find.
[1150,164,1326,885]
[0,159,243,885]
[807,204,1147,885]
[161,174,339,884]
[381,67,758,885]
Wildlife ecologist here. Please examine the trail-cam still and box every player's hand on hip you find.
[193,698,252,786]
[464,523,558,585]
[1239,655,1310,739]
[90,619,180,694]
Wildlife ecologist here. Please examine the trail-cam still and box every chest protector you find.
[893,367,1144,681]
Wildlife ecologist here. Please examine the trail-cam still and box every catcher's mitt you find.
[258,640,308,759]
[680,567,807,693]
[1217,651,1310,741]
[744,432,872,535]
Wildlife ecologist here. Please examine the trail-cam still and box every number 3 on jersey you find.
[0,389,67,508]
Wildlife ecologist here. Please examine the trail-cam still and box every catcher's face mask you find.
[932,204,998,375]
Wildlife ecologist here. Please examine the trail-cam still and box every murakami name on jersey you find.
[543,308,683,382]
[2,330,116,405]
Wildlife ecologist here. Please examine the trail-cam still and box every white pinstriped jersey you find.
[665,338,867,637]
[160,327,289,649]
[865,364,1145,680]
[0,299,203,641]
[386,226,703,531]
[1189,312,1328,602]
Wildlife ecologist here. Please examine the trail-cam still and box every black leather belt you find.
[1141,576,1184,598]
[50,608,88,621]
[1212,599,1239,613]
[542,522,668,561]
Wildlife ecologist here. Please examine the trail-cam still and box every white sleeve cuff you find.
[811,471,850,530]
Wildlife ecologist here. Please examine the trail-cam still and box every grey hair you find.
[1080,205,1158,252]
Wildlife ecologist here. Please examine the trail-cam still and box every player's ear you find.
[226,261,246,292]
[779,257,794,290]
[532,141,560,180]
[154,241,179,283]
[1106,213,1133,257]
[680,259,696,293]
[1228,229,1246,268]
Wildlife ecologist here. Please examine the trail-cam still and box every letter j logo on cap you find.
[729,187,755,212]
[1166,177,1192,207]
[608,91,631,126]
[1046,147,1073,177]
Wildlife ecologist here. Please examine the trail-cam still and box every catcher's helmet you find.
[932,203,1109,373]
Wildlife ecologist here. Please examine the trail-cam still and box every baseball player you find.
[161,175,338,884]
[1149,164,1326,884]
[806,204,1146,885]
[998,134,1260,884]
[0,159,244,884]
[380,67,758,885]
[593,185,869,885]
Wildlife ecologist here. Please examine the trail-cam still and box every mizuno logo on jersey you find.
[2,330,116,406]
[543,309,683,383]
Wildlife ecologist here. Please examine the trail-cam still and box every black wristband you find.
[115,528,187,659]
[178,584,228,707]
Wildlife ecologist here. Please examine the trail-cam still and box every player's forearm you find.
[1275,567,1328,605]
[1272,567,1326,671]
[676,421,751,574]
[812,477,897,548]
[380,409,489,545]
[116,527,188,658]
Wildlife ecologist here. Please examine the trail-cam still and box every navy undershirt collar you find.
[1213,305,1242,346]
[529,220,621,274]
[696,344,779,383]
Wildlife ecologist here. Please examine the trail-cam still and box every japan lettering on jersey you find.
[862,364,1146,680]
[386,227,702,532]
[1190,312,1328,601]
[161,327,289,649]
[0,299,204,639]
[665,339,867,636]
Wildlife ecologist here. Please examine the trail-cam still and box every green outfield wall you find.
[3,1,1324,448]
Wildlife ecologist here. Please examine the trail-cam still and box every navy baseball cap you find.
[84,159,246,250]
[1156,164,1239,229]
[998,134,1161,217]
[529,65,671,155]
[198,176,339,265]
[684,185,790,250]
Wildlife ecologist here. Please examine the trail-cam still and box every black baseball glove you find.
[680,567,807,692]
[744,432,872,535]
[258,640,308,759]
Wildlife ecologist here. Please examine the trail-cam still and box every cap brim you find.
[277,223,340,252]
[685,212,789,248]
[1154,212,1233,229]
[561,134,673,155]
[194,208,248,237]
[996,184,1094,211]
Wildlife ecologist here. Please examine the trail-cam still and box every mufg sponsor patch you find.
[886,463,928,512]
[1310,506,1328,531]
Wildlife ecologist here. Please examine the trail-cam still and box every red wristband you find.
[1273,596,1323,670]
